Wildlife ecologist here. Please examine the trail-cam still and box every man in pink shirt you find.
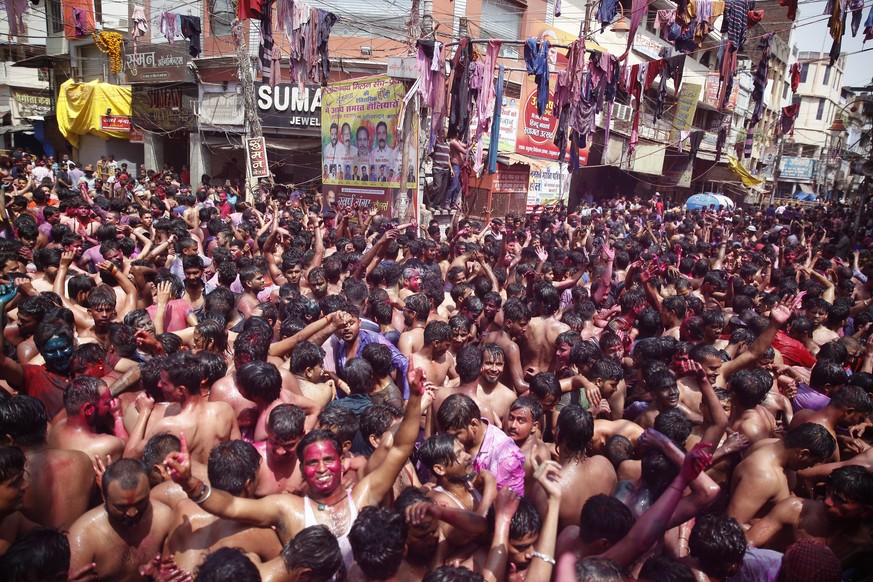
[436,393,526,496]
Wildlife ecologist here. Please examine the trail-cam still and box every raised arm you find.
[268,312,339,359]
[0,283,24,390]
[602,442,713,568]
[357,366,424,506]
[720,296,796,378]
[165,432,288,531]
[524,459,563,581]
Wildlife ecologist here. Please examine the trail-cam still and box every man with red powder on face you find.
[165,365,426,571]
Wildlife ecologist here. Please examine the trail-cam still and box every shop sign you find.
[199,93,245,126]
[493,167,530,193]
[132,86,197,132]
[12,89,52,118]
[670,83,702,142]
[129,126,144,143]
[780,157,817,181]
[704,73,738,111]
[100,116,130,131]
[123,43,193,83]
[321,76,418,219]
[633,34,667,60]
[258,84,322,129]
[527,162,569,210]
[387,56,418,80]
[247,137,271,179]
[516,86,559,159]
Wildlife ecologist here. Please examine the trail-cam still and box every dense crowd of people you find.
[0,146,871,582]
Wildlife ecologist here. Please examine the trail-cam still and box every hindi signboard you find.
[670,83,702,142]
[246,137,270,179]
[100,116,130,131]
[13,89,52,118]
[321,76,417,217]
[124,43,193,84]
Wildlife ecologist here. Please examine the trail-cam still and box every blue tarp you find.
[685,193,735,211]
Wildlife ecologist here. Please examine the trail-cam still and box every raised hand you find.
[679,441,713,483]
[493,487,521,524]
[769,296,795,326]
[532,458,563,500]
[163,432,193,485]
[407,366,426,397]
[405,500,442,527]
[60,250,75,268]
[92,454,111,493]
[155,280,173,305]
[720,430,750,456]
[0,283,18,305]
[602,243,615,261]
[134,392,155,413]
[638,428,671,451]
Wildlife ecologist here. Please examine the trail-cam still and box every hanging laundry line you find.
[442,38,601,55]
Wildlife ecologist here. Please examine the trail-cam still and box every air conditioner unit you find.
[612,103,633,123]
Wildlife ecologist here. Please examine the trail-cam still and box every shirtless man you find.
[727,422,836,526]
[521,283,570,376]
[430,346,498,436]
[68,458,175,580]
[234,361,286,443]
[788,385,872,461]
[411,320,457,389]
[504,396,551,496]
[0,396,93,530]
[180,254,208,315]
[477,343,518,426]
[237,265,265,319]
[290,341,336,408]
[479,299,530,395]
[131,351,240,464]
[746,465,873,573]
[254,404,306,496]
[164,366,425,569]
[397,292,429,357]
[533,404,616,531]
[165,441,282,573]
[724,368,779,445]
[211,331,318,432]
[48,376,126,461]
[397,267,422,302]
[416,433,496,547]
[0,445,36,555]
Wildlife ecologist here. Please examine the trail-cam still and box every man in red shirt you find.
[772,318,817,369]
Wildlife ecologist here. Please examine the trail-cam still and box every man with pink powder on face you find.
[165,365,427,570]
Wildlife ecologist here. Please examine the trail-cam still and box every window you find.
[822,65,831,86]
[816,97,825,120]
[208,0,234,36]
[480,0,524,59]
[800,63,809,83]
[47,0,64,34]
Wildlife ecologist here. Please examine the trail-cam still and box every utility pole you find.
[580,0,592,39]
[232,19,263,201]
[769,133,785,207]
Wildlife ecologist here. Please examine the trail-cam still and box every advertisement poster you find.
[670,83,702,142]
[516,85,560,159]
[527,162,569,211]
[321,76,417,217]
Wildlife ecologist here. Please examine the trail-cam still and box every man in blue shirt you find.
[330,306,410,399]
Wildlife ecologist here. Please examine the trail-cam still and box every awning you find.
[0,124,34,134]
[11,54,65,68]
[798,183,815,194]
[498,151,555,169]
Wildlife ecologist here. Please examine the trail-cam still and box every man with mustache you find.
[369,121,396,181]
